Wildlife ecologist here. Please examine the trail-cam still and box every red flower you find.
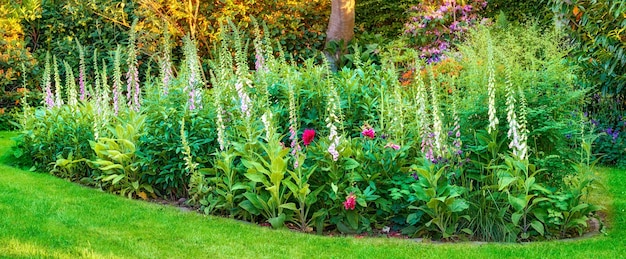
[343,193,356,210]
[362,128,375,139]
[302,129,316,146]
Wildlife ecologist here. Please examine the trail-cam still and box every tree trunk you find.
[325,0,355,70]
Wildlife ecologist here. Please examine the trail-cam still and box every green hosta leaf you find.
[112,174,125,185]
[92,160,115,167]
[533,208,548,223]
[241,159,270,175]
[102,174,119,182]
[270,158,287,176]
[99,164,124,171]
[461,228,474,235]
[279,203,297,211]
[346,210,359,230]
[498,176,517,191]
[268,213,286,229]
[511,212,523,226]
[448,199,469,212]
[244,172,267,184]
[530,220,545,236]
[407,211,424,225]
[232,183,248,191]
[509,195,526,212]
[571,203,590,213]
[343,158,360,170]
[270,171,284,186]
[284,181,298,196]
[524,177,536,192]
[239,200,261,215]
[567,217,589,228]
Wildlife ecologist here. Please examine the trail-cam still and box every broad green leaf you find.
[343,158,360,170]
[112,174,125,184]
[530,220,545,236]
[244,173,267,183]
[508,195,526,212]
[448,199,469,212]
[268,213,286,229]
[498,176,517,191]
[270,171,284,186]
[99,164,124,171]
[511,212,523,226]
[279,203,297,211]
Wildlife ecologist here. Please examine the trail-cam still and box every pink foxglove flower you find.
[384,142,401,150]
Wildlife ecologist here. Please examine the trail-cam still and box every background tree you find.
[325,0,355,69]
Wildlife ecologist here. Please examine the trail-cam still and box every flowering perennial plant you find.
[93,49,102,115]
[428,68,445,159]
[63,60,78,107]
[183,35,203,111]
[361,123,376,139]
[77,41,87,101]
[112,46,123,115]
[288,81,302,168]
[404,0,487,63]
[343,193,356,210]
[212,76,228,151]
[126,22,141,112]
[302,129,315,146]
[42,52,54,109]
[487,37,499,134]
[160,26,173,96]
[325,64,342,161]
[235,81,252,118]
[504,69,527,160]
[53,55,63,107]
[384,142,401,150]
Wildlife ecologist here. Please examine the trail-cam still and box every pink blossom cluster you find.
[404,0,488,63]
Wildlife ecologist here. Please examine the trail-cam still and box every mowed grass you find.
[0,131,625,258]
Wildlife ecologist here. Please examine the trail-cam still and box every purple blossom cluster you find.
[235,81,252,117]
[606,128,620,141]
[404,0,488,63]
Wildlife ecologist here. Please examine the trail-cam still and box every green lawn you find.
[1,131,625,258]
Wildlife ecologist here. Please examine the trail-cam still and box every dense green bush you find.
[482,0,552,25]
[549,0,626,94]
[356,0,418,37]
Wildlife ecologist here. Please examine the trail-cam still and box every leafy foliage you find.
[550,0,626,94]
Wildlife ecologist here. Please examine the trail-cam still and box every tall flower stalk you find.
[487,36,499,134]
[112,45,123,115]
[53,55,63,107]
[211,71,228,151]
[288,78,302,168]
[126,21,140,112]
[414,66,433,160]
[390,67,405,144]
[324,59,342,161]
[77,40,87,101]
[183,35,203,111]
[504,68,526,160]
[235,80,252,118]
[160,23,173,96]
[93,49,102,114]
[42,52,54,109]
[428,67,445,159]
[64,60,78,107]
